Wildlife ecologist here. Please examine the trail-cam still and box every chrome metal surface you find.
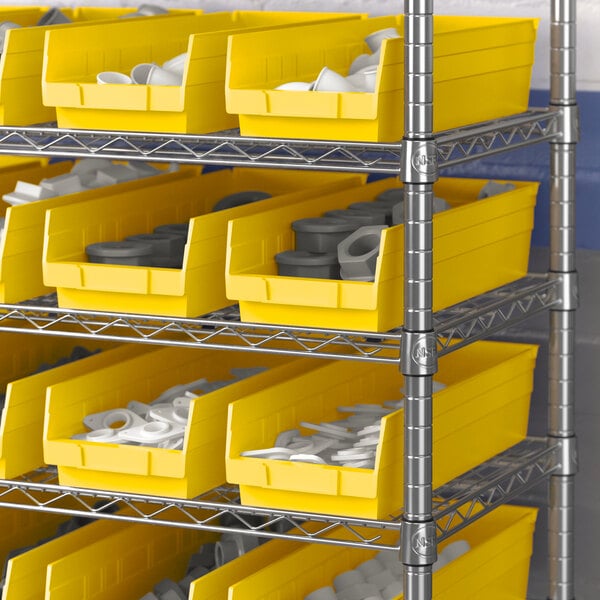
[435,109,559,168]
[433,438,558,541]
[0,276,558,362]
[0,439,556,550]
[0,109,559,175]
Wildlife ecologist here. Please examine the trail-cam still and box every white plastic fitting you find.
[338,225,387,281]
[83,408,146,431]
[40,173,85,196]
[118,421,186,444]
[3,180,56,205]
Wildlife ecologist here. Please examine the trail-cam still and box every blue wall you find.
[441,89,600,250]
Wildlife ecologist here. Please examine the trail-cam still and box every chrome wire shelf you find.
[0,275,557,363]
[0,109,558,174]
[0,439,555,550]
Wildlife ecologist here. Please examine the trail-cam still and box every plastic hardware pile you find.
[138,515,292,600]
[83,188,271,268]
[241,381,445,469]
[303,539,471,600]
[276,180,516,282]
[274,27,400,93]
[2,158,173,206]
[72,367,267,449]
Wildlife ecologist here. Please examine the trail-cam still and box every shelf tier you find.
[0,109,558,174]
[0,439,556,551]
[0,275,558,363]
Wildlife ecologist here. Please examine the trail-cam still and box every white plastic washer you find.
[300,422,356,440]
[289,453,327,464]
[383,399,404,410]
[83,408,146,431]
[84,428,120,442]
[337,404,392,415]
[240,447,295,460]
[353,435,381,447]
[357,423,381,436]
[118,421,185,444]
[148,404,189,425]
[275,429,300,447]
[151,377,208,405]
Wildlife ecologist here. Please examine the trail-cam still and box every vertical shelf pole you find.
[400,2,438,600]
[548,0,578,599]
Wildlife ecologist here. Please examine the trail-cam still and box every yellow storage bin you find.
[0,7,196,126]
[42,11,363,134]
[226,341,538,519]
[0,160,185,303]
[44,345,325,498]
[228,505,538,600]
[0,333,137,479]
[3,519,140,600]
[43,520,209,600]
[0,507,75,594]
[43,167,364,317]
[226,176,538,332]
[42,520,304,600]
[226,15,538,142]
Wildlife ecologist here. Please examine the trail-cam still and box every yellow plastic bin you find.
[226,15,538,142]
[42,520,305,600]
[44,345,325,498]
[0,6,197,126]
[2,520,196,600]
[228,505,538,600]
[226,341,538,519]
[226,176,538,332]
[42,11,363,134]
[43,167,364,317]
[0,507,77,596]
[0,333,137,479]
[43,520,209,600]
[0,160,186,303]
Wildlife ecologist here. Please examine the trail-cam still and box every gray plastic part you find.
[139,593,160,600]
[477,180,516,199]
[433,196,451,213]
[187,543,216,571]
[154,579,186,600]
[179,566,209,595]
[211,190,272,212]
[153,223,190,239]
[337,225,386,281]
[86,241,154,266]
[37,7,71,25]
[292,217,358,254]
[375,186,404,204]
[126,233,185,269]
[275,250,339,279]
[323,208,386,226]
[347,201,394,225]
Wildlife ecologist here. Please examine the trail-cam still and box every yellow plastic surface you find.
[226,176,538,332]
[228,505,538,599]
[0,331,127,479]
[43,167,364,317]
[226,15,538,142]
[44,521,209,600]
[226,341,538,519]
[0,7,197,125]
[43,11,363,134]
[0,161,186,303]
[189,536,304,600]
[0,507,72,589]
[3,518,128,600]
[44,346,325,497]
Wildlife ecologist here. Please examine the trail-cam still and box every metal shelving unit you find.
[0,1,578,599]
